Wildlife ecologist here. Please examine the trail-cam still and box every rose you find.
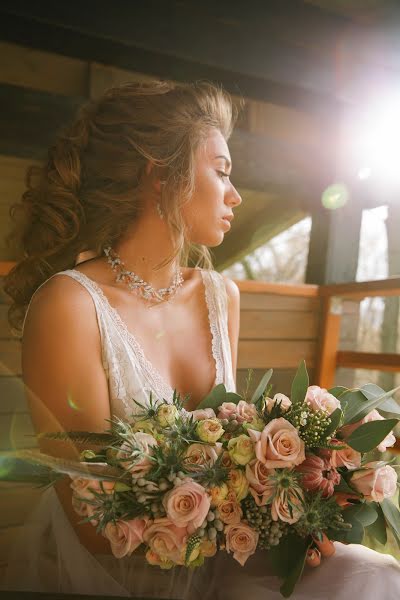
[313,532,335,557]
[145,549,174,569]
[228,434,255,466]
[131,419,158,436]
[217,402,238,421]
[71,494,95,519]
[218,491,243,525]
[70,477,115,499]
[143,518,187,565]
[190,408,216,421]
[329,441,361,470]
[265,393,292,413]
[242,416,265,432]
[162,479,210,534]
[305,386,340,415]
[196,418,224,443]
[103,518,147,558]
[271,489,304,524]
[296,454,340,498]
[228,469,249,501]
[220,451,235,469]
[245,459,275,506]
[156,404,178,427]
[116,432,158,478]
[200,539,217,557]
[184,442,221,471]
[350,462,397,502]
[209,482,229,506]
[248,418,305,469]
[217,401,257,424]
[306,547,322,567]
[225,522,259,566]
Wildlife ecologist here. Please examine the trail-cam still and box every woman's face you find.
[182,128,242,246]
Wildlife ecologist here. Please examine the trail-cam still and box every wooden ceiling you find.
[0,1,398,268]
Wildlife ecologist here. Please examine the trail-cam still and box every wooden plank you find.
[0,340,21,375]
[0,41,88,96]
[0,377,27,414]
[236,279,319,297]
[0,483,43,528]
[240,292,320,312]
[239,310,319,340]
[336,351,400,373]
[0,412,37,451]
[320,277,400,300]
[237,340,316,369]
[315,297,342,389]
[0,525,23,564]
[0,263,14,277]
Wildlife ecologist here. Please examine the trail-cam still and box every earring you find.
[156,201,164,220]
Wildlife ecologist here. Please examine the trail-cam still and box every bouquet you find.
[8,362,400,597]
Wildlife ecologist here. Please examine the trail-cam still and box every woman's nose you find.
[227,184,242,207]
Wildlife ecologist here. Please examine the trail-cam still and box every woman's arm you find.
[223,276,240,386]
[22,275,113,554]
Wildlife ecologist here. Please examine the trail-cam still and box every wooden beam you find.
[236,280,319,297]
[320,277,400,300]
[315,296,342,388]
[336,351,400,372]
[0,2,347,113]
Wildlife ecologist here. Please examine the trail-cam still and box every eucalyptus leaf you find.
[328,386,348,399]
[342,385,400,425]
[225,392,243,404]
[367,503,387,545]
[361,383,400,416]
[280,540,311,598]
[324,408,343,437]
[250,369,273,405]
[334,476,359,496]
[343,502,378,527]
[290,361,309,406]
[196,384,227,410]
[381,499,400,548]
[267,533,309,580]
[337,512,364,544]
[346,419,399,453]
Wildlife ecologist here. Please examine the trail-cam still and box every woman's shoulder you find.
[193,267,240,301]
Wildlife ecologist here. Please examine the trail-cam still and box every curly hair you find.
[4,80,240,331]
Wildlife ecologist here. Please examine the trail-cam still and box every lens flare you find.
[321,183,349,210]
[68,393,82,412]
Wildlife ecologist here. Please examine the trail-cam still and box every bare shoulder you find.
[220,273,240,305]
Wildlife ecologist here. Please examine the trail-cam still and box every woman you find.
[3,80,400,598]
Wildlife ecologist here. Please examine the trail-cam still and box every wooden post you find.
[315,296,342,389]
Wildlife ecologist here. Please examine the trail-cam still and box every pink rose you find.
[184,442,222,472]
[218,401,257,423]
[225,521,259,566]
[143,518,187,565]
[329,440,361,470]
[248,418,305,469]
[190,408,216,421]
[245,459,275,506]
[265,393,292,413]
[296,454,340,498]
[116,432,157,478]
[350,462,398,502]
[218,491,243,525]
[162,479,210,534]
[70,477,115,499]
[271,489,304,524]
[103,518,147,558]
[305,386,340,415]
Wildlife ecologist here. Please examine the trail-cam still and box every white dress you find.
[2,269,400,598]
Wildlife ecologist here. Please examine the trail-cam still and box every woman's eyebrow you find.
[214,154,232,169]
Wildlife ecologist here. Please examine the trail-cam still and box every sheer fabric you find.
[2,267,235,597]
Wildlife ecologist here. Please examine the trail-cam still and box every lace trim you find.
[200,269,224,387]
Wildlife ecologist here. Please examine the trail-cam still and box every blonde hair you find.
[4,80,240,330]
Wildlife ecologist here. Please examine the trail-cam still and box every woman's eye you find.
[218,171,230,180]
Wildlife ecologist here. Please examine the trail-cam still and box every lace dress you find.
[2,267,235,598]
[3,269,400,598]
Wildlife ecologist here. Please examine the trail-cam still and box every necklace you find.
[104,246,184,304]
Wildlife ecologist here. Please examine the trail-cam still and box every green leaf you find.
[346,419,399,453]
[337,511,364,544]
[280,539,311,598]
[267,533,309,581]
[196,384,227,410]
[367,503,387,545]
[342,385,400,425]
[381,499,400,548]
[225,392,243,404]
[328,386,348,399]
[324,407,343,437]
[290,361,309,406]
[361,384,400,416]
[343,502,378,527]
[250,369,273,405]
[334,475,359,496]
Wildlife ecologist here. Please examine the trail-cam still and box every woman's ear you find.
[145,161,165,194]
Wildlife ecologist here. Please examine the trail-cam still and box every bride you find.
[2,80,400,598]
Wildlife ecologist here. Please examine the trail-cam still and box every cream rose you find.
[162,479,210,534]
[103,518,147,558]
[225,522,259,566]
[218,491,243,525]
[209,482,229,506]
[265,393,292,413]
[271,489,304,524]
[245,460,275,506]
[248,418,305,469]
[228,434,255,466]
[228,468,250,501]
[200,539,217,557]
[156,404,178,427]
[190,408,216,421]
[305,386,340,415]
[184,442,221,471]
[350,462,398,502]
[196,418,224,443]
[116,432,158,478]
[145,549,174,569]
[143,518,187,565]
[330,441,361,470]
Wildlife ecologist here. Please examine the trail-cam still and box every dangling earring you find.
[156,201,164,220]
